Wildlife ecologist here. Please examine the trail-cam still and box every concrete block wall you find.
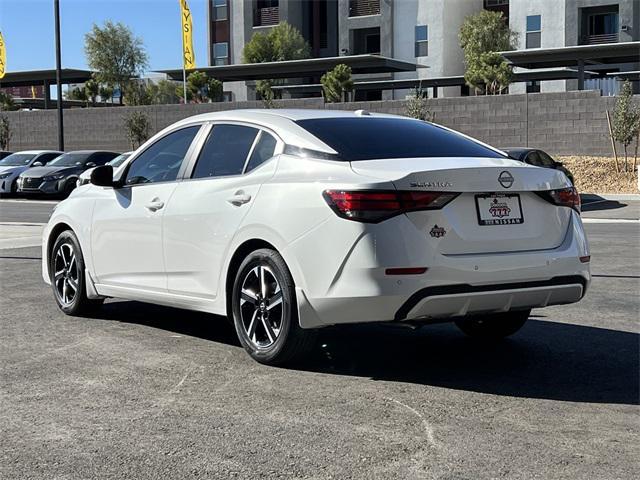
[2,90,633,156]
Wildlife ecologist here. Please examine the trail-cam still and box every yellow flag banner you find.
[0,31,6,79]
[179,0,195,70]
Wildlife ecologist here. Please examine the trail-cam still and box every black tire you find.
[61,181,76,198]
[454,309,530,339]
[231,248,316,365]
[50,230,104,316]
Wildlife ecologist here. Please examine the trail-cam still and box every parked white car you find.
[0,150,63,195]
[77,151,133,187]
[42,110,590,365]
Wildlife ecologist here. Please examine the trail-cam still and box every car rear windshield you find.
[295,117,505,161]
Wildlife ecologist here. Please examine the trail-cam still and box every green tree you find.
[84,77,100,106]
[187,70,209,103]
[99,84,114,103]
[242,22,311,106]
[123,80,156,106]
[612,80,640,172]
[459,11,517,94]
[85,21,149,104]
[67,86,89,106]
[404,86,435,122]
[0,115,11,150]
[155,79,181,104]
[0,91,17,111]
[256,80,276,108]
[124,111,151,149]
[242,22,310,63]
[321,64,354,103]
[207,78,223,102]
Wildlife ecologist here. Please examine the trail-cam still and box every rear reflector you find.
[536,187,581,213]
[579,255,590,263]
[385,267,428,275]
[323,189,459,223]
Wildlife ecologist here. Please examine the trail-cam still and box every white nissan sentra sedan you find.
[42,109,590,365]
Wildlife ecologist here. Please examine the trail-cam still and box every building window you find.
[351,27,380,55]
[526,15,541,49]
[526,80,541,93]
[253,0,279,27]
[582,10,619,44]
[349,0,380,17]
[213,0,227,21]
[415,25,428,57]
[213,42,228,65]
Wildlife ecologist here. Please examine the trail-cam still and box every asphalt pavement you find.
[0,198,638,479]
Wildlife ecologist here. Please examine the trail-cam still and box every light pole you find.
[54,0,64,151]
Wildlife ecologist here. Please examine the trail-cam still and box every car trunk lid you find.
[350,157,573,255]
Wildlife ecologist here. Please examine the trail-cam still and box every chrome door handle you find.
[227,193,251,206]
[145,199,165,211]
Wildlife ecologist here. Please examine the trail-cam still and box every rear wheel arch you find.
[225,239,279,317]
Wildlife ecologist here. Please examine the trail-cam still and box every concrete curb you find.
[581,193,640,202]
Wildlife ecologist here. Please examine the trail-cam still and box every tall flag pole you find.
[179,0,196,104]
[0,31,6,80]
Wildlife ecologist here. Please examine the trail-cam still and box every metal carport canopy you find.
[156,54,423,82]
[0,68,94,87]
[500,42,640,69]
[271,68,597,95]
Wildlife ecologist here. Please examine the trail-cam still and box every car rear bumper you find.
[293,212,590,328]
[395,276,585,321]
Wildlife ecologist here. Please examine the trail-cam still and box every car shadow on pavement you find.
[94,301,638,406]
[95,300,241,348]
[581,199,627,212]
[302,320,639,406]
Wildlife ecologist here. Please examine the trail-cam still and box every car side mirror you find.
[85,162,96,168]
[32,161,43,167]
[90,165,114,187]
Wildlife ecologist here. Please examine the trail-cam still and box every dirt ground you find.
[558,156,639,194]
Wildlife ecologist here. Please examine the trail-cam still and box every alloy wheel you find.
[53,243,79,306]
[239,264,284,348]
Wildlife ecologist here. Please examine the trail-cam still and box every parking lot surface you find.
[0,199,638,479]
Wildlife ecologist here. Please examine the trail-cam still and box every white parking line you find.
[1,222,46,226]
[0,223,45,249]
[582,218,640,224]
[0,199,59,205]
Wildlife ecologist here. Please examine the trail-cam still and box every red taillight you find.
[536,187,581,213]
[323,190,458,223]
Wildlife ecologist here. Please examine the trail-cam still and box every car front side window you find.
[125,126,200,186]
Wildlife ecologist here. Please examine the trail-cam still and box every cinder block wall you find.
[2,90,631,156]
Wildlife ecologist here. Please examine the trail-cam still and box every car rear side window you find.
[192,124,259,179]
[245,131,277,173]
[125,126,200,185]
[296,117,505,161]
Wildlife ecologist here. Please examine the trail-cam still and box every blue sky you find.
[0,0,209,74]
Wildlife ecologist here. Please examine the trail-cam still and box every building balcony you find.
[581,33,619,45]
[349,0,380,17]
[253,6,279,27]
